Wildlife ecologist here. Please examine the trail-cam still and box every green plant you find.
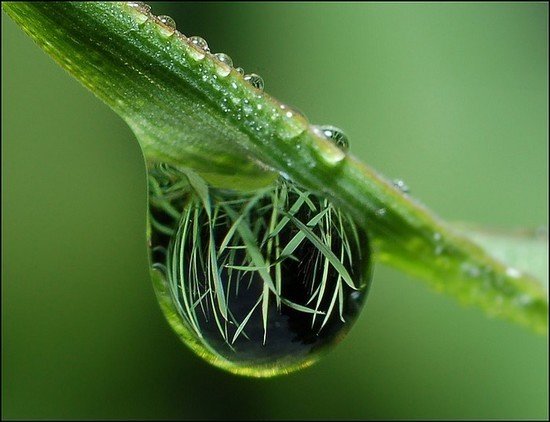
[3,2,547,378]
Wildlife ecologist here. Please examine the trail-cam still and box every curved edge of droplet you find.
[150,268,323,378]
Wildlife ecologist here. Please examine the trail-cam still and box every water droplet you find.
[187,46,205,61]
[126,2,150,23]
[157,15,175,29]
[317,143,346,165]
[376,208,387,217]
[189,35,210,52]
[313,125,349,151]
[214,61,231,78]
[148,165,372,377]
[127,2,151,13]
[461,262,481,278]
[236,67,245,75]
[214,53,233,67]
[392,179,410,193]
[506,267,521,278]
[277,103,306,123]
[243,103,254,116]
[432,232,444,255]
[244,73,264,91]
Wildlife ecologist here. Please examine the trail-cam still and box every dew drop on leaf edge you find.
[392,179,410,194]
[127,2,151,13]
[214,53,234,67]
[157,15,176,30]
[244,73,265,91]
[313,125,350,151]
[189,35,210,52]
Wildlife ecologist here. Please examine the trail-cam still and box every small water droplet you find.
[392,179,410,193]
[126,2,150,23]
[506,267,521,278]
[243,103,254,116]
[214,53,233,67]
[313,125,349,151]
[461,262,481,278]
[157,15,176,29]
[244,73,264,91]
[189,35,210,52]
[314,140,346,166]
[236,67,245,75]
[376,208,387,217]
[432,232,443,255]
[214,59,231,77]
[127,2,151,13]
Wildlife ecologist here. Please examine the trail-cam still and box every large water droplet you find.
[147,164,372,377]
[189,35,210,52]
[244,73,264,91]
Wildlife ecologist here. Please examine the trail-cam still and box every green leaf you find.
[457,225,549,290]
[3,2,547,334]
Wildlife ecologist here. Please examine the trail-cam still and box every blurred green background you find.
[2,2,548,419]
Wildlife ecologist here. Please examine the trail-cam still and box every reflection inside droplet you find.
[189,35,210,52]
[147,164,373,377]
[244,73,264,90]
[313,125,349,151]
[214,53,234,67]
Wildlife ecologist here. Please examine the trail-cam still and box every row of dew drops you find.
[123,1,468,258]
[125,2,349,151]
[126,2,419,222]
[127,4,434,218]
[126,2,538,302]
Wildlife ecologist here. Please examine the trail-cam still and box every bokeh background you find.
[2,2,548,419]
